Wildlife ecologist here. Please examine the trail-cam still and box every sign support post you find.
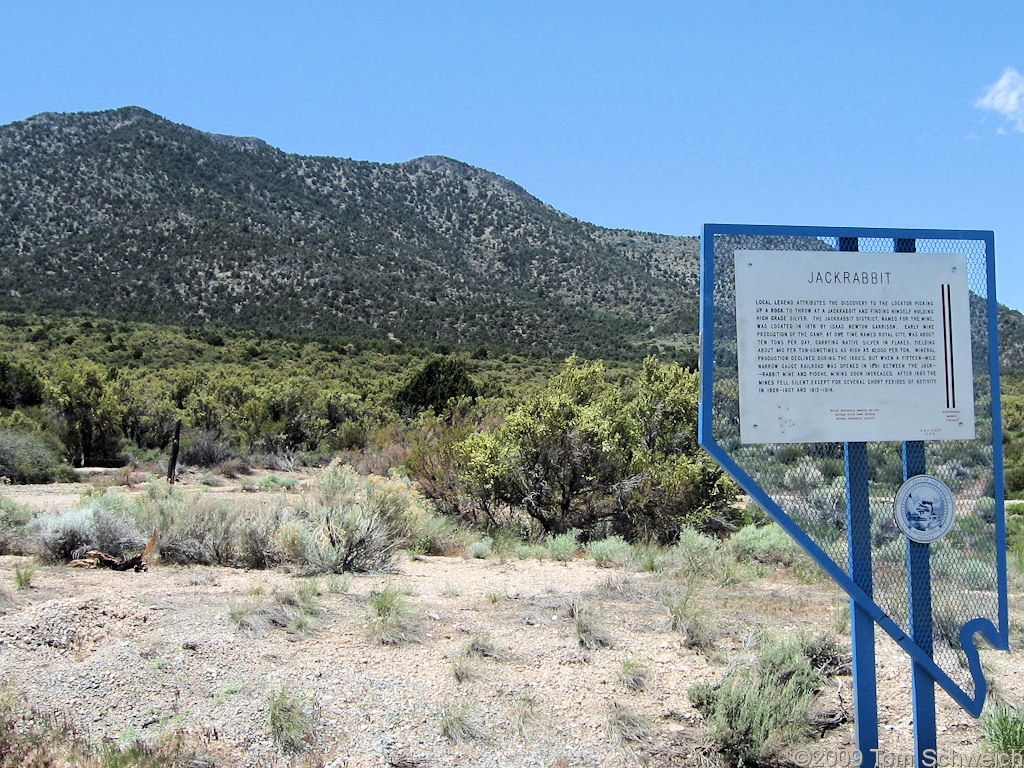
[840,237,879,766]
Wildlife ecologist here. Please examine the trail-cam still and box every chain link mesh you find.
[709,232,997,699]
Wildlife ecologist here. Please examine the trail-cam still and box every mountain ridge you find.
[2,106,1022,368]
[0,106,700,358]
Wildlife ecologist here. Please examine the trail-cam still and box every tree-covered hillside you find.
[0,107,699,358]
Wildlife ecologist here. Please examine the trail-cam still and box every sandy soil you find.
[1,475,1021,767]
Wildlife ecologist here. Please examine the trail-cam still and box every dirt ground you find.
[1,472,1021,767]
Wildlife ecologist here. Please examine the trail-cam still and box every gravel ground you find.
[0,473,1021,767]
[1,550,1020,768]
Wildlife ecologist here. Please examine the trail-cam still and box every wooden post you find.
[167,419,182,484]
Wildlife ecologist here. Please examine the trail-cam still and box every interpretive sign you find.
[700,224,1007,768]
[735,250,975,443]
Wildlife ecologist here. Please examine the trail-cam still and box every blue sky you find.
[4,1,1024,310]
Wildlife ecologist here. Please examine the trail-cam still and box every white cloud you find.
[976,67,1024,132]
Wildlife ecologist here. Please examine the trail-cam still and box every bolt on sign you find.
[699,224,1008,768]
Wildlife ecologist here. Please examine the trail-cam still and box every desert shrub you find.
[773,444,804,465]
[618,655,651,692]
[629,542,667,572]
[181,432,235,468]
[365,584,419,644]
[0,497,36,555]
[0,429,72,484]
[728,523,803,567]
[150,497,237,566]
[689,633,828,766]
[405,510,460,555]
[548,529,580,562]
[671,527,721,575]
[310,460,361,508]
[267,685,318,754]
[274,518,315,563]
[975,496,997,519]
[30,495,145,561]
[569,598,615,649]
[586,536,632,568]
[236,508,286,570]
[515,542,549,559]
[606,702,652,744]
[783,457,824,492]
[438,703,488,743]
[458,357,734,541]
[305,504,397,574]
[230,588,322,638]
[807,476,846,530]
[394,357,478,417]
[663,581,718,650]
[984,705,1024,754]
[467,537,492,559]
[258,474,298,491]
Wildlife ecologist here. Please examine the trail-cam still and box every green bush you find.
[984,705,1024,754]
[689,633,830,765]
[30,496,145,561]
[0,497,36,555]
[586,536,632,568]
[305,504,397,573]
[394,357,478,416]
[729,523,803,567]
[671,527,721,574]
[0,429,72,484]
[547,529,580,561]
[468,537,492,559]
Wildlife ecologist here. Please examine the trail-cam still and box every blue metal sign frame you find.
[699,223,1009,766]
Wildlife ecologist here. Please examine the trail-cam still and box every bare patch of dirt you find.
[1,480,1022,767]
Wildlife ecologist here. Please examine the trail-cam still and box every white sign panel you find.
[735,250,975,443]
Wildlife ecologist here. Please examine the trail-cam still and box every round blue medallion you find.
[893,475,956,544]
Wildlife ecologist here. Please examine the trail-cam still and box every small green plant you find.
[689,633,832,766]
[728,523,803,567]
[440,581,459,597]
[439,703,488,743]
[468,537,492,559]
[618,655,651,692]
[983,705,1024,754]
[569,598,615,650]
[663,585,717,651]
[13,562,35,589]
[322,573,351,593]
[586,536,631,568]
[606,701,652,744]
[484,589,506,604]
[547,530,580,562]
[229,587,322,637]
[267,685,317,754]
[629,542,667,572]
[258,474,298,491]
[365,584,419,645]
[514,542,549,560]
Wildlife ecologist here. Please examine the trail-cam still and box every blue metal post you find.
[841,236,878,767]
[901,228,936,767]
[905,441,936,764]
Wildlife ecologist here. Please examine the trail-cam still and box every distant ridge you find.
[1,107,1022,366]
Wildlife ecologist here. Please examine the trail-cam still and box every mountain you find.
[2,106,1022,368]
[0,107,699,358]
